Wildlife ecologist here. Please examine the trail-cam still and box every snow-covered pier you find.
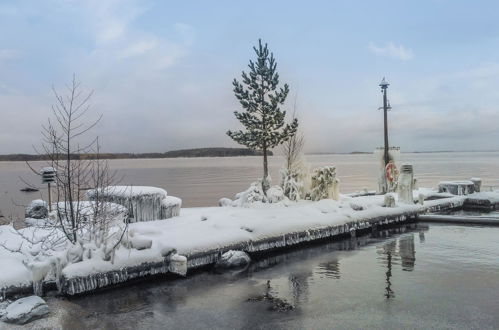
[2,189,499,298]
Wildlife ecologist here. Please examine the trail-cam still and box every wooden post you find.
[47,182,52,212]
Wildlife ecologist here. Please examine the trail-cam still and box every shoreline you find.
[2,190,484,298]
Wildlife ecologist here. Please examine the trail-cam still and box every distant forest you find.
[0,148,272,161]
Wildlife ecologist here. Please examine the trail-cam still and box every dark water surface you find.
[19,223,499,330]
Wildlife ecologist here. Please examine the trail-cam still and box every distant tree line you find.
[0,148,272,161]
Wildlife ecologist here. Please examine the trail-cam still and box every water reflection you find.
[289,271,313,304]
[399,235,416,271]
[374,228,421,299]
[46,224,440,329]
[419,231,425,243]
[383,241,396,299]
[317,259,341,279]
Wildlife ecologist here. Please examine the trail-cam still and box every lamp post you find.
[41,167,56,212]
[379,77,391,167]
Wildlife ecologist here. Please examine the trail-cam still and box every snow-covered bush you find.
[225,179,285,207]
[234,180,267,206]
[280,167,308,201]
[266,186,284,203]
[309,166,340,201]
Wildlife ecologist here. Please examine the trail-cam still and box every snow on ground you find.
[0,227,37,290]
[127,196,424,257]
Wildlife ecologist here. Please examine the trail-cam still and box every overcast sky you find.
[1,0,499,154]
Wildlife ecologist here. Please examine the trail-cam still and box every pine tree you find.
[227,39,298,194]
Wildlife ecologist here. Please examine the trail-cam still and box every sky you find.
[1,0,499,154]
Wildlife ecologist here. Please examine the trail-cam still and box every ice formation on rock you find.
[87,186,181,222]
[310,166,340,201]
[25,200,48,219]
[1,296,49,325]
[216,250,251,268]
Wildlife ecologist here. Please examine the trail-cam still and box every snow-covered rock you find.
[384,193,396,208]
[216,250,251,268]
[2,296,49,325]
[219,198,233,207]
[25,200,48,219]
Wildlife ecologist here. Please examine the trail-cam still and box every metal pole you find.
[383,87,389,166]
[48,182,52,212]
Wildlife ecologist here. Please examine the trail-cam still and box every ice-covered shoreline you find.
[1,187,480,297]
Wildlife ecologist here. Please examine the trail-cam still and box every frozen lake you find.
[17,223,499,329]
[2,151,499,220]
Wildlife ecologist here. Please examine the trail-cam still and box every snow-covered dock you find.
[2,189,499,297]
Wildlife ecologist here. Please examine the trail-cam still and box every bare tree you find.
[19,76,127,250]
[0,76,128,295]
[38,74,102,244]
[281,105,305,172]
[280,98,306,201]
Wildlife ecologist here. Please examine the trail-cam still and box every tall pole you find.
[383,86,389,166]
[380,78,390,167]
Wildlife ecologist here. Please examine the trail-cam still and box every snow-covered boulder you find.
[86,186,181,222]
[219,198,233,207]
[1,296,49,325]
[25,200,48,219]
[216,250,251,269]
